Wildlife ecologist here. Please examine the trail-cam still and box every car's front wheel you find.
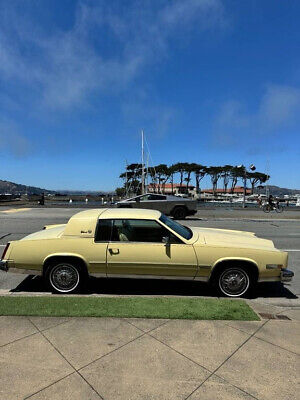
[45,261,83,294]
[216,267,253,298]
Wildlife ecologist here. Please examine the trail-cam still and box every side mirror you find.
[162,236,170,245]
[135,197,140,202]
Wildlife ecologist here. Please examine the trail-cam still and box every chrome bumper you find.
[281,269,294,282]
[0,260,41,275]
[0,260,9,272]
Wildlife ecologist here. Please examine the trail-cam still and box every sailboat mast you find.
[145,152,149,193]
[141,130,145,195]
[125,159,128,197]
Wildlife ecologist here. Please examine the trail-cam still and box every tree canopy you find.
[119,163,269,196]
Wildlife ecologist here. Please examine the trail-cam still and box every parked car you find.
[0,208,293,297]
[116,193,197,219]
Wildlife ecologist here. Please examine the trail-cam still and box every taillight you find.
[1,243,10,260]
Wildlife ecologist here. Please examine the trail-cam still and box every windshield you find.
[159,214,193,240]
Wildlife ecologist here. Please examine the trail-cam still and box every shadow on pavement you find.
[10,275,298,299]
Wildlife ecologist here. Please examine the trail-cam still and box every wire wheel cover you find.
[50,264,79,292]
[219,268,249,296]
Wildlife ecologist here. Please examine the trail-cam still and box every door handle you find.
[109,248,120,255]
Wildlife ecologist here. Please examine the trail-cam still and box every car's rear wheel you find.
[216,267,253,298]
[172,206,187,220]
[45,261,83,294]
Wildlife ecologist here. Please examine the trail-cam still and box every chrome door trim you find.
[107,261,197,266]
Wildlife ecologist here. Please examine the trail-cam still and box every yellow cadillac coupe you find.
[0,208,294,297]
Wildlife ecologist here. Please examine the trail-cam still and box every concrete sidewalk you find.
[0,309,299,400]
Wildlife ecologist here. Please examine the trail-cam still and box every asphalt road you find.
[0,207,299,302]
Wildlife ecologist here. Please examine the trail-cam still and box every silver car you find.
[116,193,197,219]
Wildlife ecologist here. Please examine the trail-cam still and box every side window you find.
[112,219,182,243]
[138,195,150,201]
[95,219,113,242]
[149,195,166,200]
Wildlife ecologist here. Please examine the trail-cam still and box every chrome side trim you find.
[107,261,197,266]
[89,261,106,265]
[106,274,196,281]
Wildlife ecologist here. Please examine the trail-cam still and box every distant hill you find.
[0,180,55,195]
[0,180,110,195]
[256,185,300,196]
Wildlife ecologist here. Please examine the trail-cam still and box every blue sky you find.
[0,0,299,191]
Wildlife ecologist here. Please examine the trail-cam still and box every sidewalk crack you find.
[123,318,171,334]
[27,318,104,400]
[183,319,269,400]
[77,331,147,372]
[146,330,213,374]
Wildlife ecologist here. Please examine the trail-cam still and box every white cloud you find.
[0,0,227,110]
[160,0,226,30]
[213,83,300,149]
[259,84,300,128]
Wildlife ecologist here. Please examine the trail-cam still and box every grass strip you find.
[0,296,259,320]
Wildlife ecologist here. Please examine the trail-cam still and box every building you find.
[147,184,251,199]
[202,186,251,195]
[148,183,196,197]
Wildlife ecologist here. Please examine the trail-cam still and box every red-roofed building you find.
[148,183,251,198]
[148,183,195,195]
[202,186,251,195]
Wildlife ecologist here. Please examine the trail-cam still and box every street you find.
[0,207,299,303]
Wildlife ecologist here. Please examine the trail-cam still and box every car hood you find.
[190,227,276,250]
